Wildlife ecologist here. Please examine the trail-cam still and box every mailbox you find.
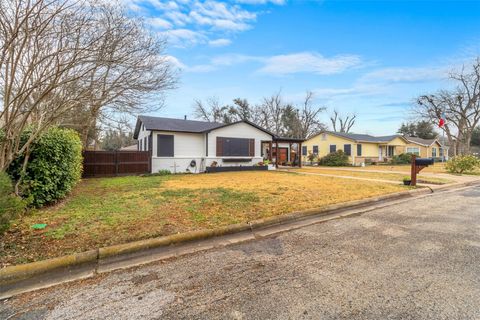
[415,158,434,166]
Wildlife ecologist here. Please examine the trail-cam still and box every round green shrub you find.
[0,172,26,233]
[318,150,350,166]
[8,127,83,207]
[445,155,480,174]
[390,153,413,165]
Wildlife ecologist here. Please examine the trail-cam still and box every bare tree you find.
[416,58,480,155]
[61,2,176,147]
[297,91,326,138]
[330,109,356,133]
[0,0,176,171]
[259,91,284,135]
[0,0,97,171]
[193,97,231,123]
[192,90,325,139]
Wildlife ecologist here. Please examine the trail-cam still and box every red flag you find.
[438,112,446,128]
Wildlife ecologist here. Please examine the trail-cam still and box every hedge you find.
[318,150,350,166]
[8,127,83,207]
[0,172,26,233]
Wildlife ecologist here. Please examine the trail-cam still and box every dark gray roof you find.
[405,136,438,146]
[137,115,223,133]
[326,131,404,143]
[133,115,275,139]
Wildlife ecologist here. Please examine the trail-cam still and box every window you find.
[157,134,174,157]
[432,147,437,157]
[406,147,420,156]
[216,137,254,157]
[439,147,444,157]
[344,144,351,156]
[313,145,319,154]
[139,139,142,151]
[330,145,336,153]
[144,137,147,151]
[357,144,362,156]
[302,146,307,156]
[387,146,395,157]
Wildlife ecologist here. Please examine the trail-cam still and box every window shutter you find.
[216,137,223,156]
[157,134,174,157]
[249,139,255,157]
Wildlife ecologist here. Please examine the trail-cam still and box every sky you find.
[128,0,480,135]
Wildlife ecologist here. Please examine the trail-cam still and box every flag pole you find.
[442,128,445,162]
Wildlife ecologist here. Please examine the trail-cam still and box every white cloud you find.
[128,0,267,47]
[181,52,363,75]
[148,17,173,29]
[257,52,363,75]
[361,67,446,83]
[164,55,186,69]
[236,0,286,4]
[160,29,207,47]
[208,38,232,47]
[210,54,260,66]
[187,64,218,72]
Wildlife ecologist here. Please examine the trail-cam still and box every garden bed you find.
[206,166,268,173]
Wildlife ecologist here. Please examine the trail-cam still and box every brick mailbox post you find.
[410,155,435,186]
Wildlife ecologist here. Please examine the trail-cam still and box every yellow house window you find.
[432,147,437,157]
[407,147,420,156]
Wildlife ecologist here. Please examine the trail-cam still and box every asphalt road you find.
[2,186,480,320]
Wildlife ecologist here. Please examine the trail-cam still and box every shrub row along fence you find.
[82,151,151,177]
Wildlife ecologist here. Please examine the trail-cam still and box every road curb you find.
[1,181,477,300]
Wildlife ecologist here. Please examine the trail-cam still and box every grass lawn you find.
[295,167,451,184]
[354,163,448,173]
[1,171,408,266]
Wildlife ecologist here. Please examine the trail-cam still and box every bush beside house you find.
[445,155,480,174]
[8,127,83,207]
[390,153,413,165]
[318,150,349,166]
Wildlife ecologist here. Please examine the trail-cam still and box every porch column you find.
[298,142,302,168]
[275,141,278,168]
[289,143,292,165]
[268,141,272,161]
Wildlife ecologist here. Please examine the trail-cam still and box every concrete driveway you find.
[2,186,480,319]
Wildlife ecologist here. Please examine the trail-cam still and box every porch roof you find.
[273,136,305,143]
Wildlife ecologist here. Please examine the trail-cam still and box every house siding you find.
[207,122,272,167]
[140,121,272,173]
[302,132,409,165]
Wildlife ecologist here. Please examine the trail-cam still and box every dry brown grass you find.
[295,167,451,184]
[352,163,448,173]
[1,171,406,266]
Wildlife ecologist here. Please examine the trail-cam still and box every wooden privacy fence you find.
[82,150,151,177]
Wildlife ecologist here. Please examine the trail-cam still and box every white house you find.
[133,115,305,173]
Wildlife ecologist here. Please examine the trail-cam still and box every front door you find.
[378,146,383,161]
[278,148,288,164]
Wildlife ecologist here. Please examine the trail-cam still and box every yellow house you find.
[301,131,410,165]
[403,136,448,160]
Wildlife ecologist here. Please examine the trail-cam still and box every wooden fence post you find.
[115,151,119,176]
